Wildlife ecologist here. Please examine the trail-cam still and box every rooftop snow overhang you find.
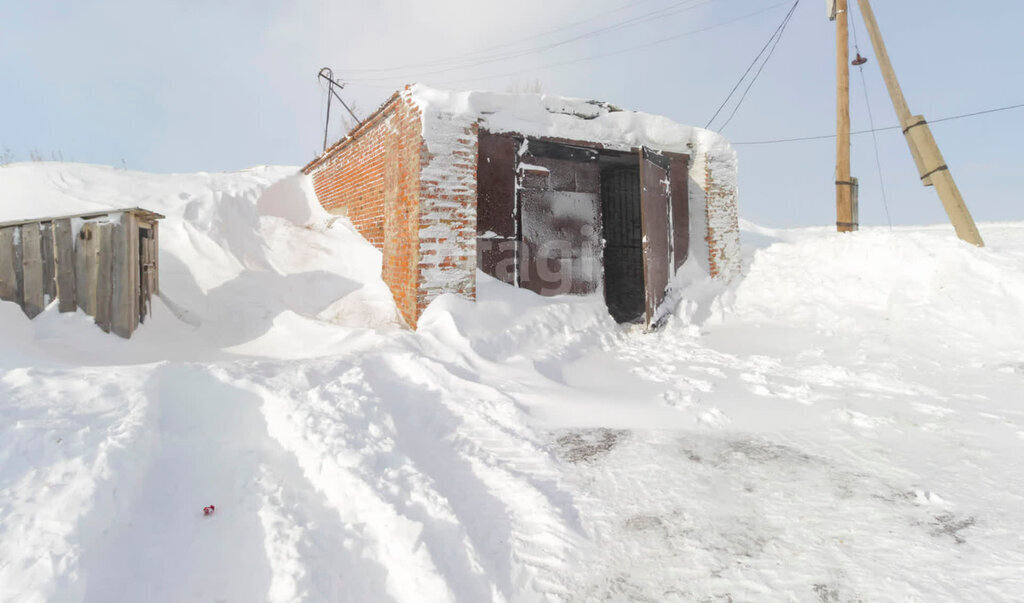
[300,84,735,173]
[408,84,733,156]
[0,207,165,229]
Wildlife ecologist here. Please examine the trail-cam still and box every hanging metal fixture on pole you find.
[318,68,361,153]
[842,1,984,246]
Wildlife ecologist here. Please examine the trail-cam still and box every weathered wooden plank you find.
[53,218,77,312]
[93,223,113,332]
[128,215,140,332]
[40,222,57,302]
[152,221,159,295]
[21,224,45,318]
[138,223,156,322]
[0,227,17,303]
[75,223,97,317]
[111,213,139,338]
[14,227,24,307]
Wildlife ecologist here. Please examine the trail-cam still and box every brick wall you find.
[304,93,401,248]
[416,112,479,318]
[384,94,426,327]
[303,91,427,327]
[702,150,741,280]
[303,85,737,327]
[303,88,480,329]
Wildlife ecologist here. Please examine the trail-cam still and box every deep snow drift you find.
[1,162,1022,602]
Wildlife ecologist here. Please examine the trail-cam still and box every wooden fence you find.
[0,208,163,338]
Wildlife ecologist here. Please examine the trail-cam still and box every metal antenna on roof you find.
[318,68,361,153]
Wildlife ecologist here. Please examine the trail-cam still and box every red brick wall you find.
[303,86,738,327]
[416,116,478,318]
[383,95,426,327]
[702,150,741,280]
[303,91,426,327]
[304,94,401,249]
[304,89,481,329]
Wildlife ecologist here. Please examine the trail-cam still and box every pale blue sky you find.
[2,0,1021,228]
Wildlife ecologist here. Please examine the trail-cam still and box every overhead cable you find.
[439,2,789,87]
[715,0,800,132]
[705,0,800,130]
[339,0,720,82]
[731,103,1024,145]
[849,1,893,229]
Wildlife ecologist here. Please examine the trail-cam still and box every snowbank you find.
[256,173,331,226]
[0,162,400,352]
[1,162,1023,601]
[729,224,1024,354]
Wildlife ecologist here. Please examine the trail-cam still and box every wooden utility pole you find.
[833,0,856,232]
[854,0,984,246]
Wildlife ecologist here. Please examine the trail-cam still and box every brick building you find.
[302,84,740,329]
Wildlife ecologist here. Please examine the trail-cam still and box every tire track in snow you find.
[365,354,583,599]
[225,362,460,602]
[0,366,152,603]
[78,363,384,602]
[254,456,392,602]
[79,364,270,601]
[222,351,586,602]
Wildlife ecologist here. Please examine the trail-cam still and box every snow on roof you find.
[408,83,733,156]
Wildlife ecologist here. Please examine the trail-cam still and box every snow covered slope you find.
[1,163,1022,602]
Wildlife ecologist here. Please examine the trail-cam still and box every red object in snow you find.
[203,505,216,516]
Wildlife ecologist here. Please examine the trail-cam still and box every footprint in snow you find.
[911,402,955,417]
[833,408,891,430]
[697,408,730,427]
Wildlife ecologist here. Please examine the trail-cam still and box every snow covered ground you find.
[1,162,1022,602]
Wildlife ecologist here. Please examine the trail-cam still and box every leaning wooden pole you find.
[834,0,856,232]
[855,0,984,246]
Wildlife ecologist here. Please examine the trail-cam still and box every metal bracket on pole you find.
[900,115,933,185]
[318,67,361,153]
[835,177,859,230]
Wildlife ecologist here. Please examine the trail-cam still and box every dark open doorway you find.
[599,156,644,323]
[475,130,690,328]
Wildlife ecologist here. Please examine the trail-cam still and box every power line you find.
[849,2,892,229]
[439,2,789,87]
[716,0,799,132]
[339,0,669,75]
[340,0,721,83]
[731,102,1024,145]
[332,0,668,75]
[705,0,799,129]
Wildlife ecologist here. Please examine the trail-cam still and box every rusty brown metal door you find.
[518,141,602,296]
[640,147,672,327]
[666,152,690,271]
[476,130,519,285]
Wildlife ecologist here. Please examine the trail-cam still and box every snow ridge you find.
[1,164,1023,601]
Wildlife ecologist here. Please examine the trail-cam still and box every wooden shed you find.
[0,208,163,338]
